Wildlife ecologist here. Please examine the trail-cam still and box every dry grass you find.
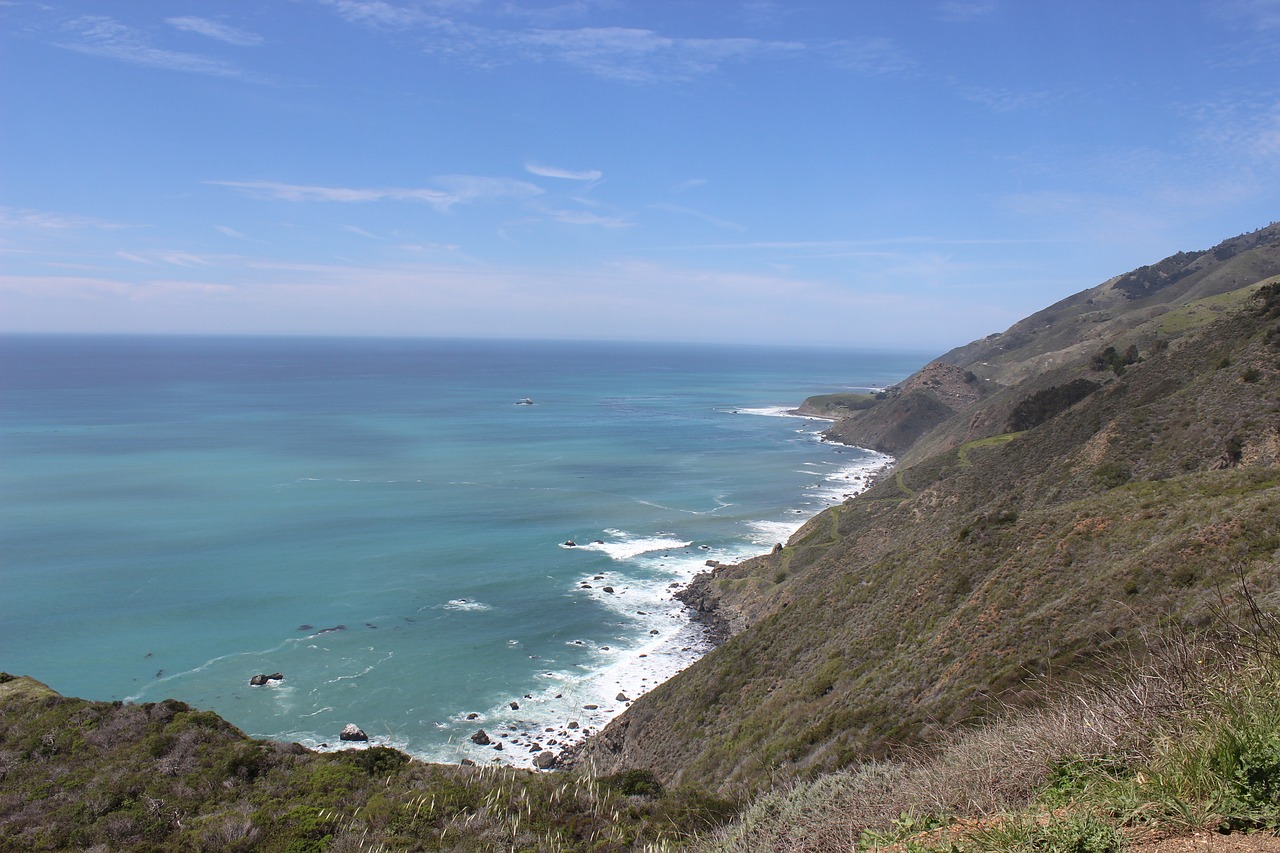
[702,617,1275,852]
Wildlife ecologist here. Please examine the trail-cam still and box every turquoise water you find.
[1,335,925,765]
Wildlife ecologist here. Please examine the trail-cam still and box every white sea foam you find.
[573,530,693,560]
[427,542,721,769]
[441,599,493,612]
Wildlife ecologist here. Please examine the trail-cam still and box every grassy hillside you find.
[578,276,1280,795]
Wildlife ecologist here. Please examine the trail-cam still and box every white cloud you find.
[215,225,250,239]
[825,37,915,77]
[952,81,1058,113]
[649,202,744,231]
[525,162,603,182]
[935,1,998,22]
[0,207,129,229]
[208,176,542,210]
[58,16,258,80]
[505,27,799,83]
[166,16,263,47]
[543,207,631,227]
[322,4,805,85]
[671,178,707,193]
[1214,0,1280,29]
[319,0,431,28]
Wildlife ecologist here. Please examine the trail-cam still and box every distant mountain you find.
[577,224,1280,793]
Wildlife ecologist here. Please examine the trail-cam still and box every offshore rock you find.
[248,672,284,686]
[470,729,491,745]
[339,724,368,742]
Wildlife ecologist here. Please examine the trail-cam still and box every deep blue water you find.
[0,335,926,765]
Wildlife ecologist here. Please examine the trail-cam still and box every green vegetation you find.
[796,391,878,417]
[0,675,739,850]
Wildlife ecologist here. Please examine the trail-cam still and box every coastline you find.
[543,410,894,771]
[314,407,894,772]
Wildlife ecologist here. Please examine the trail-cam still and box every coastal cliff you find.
[576,224,1280,792]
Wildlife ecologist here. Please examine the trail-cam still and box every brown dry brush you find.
[703,593,1275,852]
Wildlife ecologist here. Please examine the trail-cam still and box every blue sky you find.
[2,0,1278,349]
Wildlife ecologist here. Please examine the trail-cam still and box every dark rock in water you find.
[649,629,659,635]
[524,694,532,699]
[602,587,615,594]
[535,751,557,769]
[616,692,630,702]
[509,701,520,710]
[470,729,491,745]
[568,721,580,729]
[493,742,504,751]
[249,672,284,686]
[583,704,599,710]
[460,758,476,766]
[466,712,480,720]
[340,724,368,742]
[594,539,604,544]
[297,624,314,631]
[564,540,577,547]
[317,625,347,635]
[580,583,592,588]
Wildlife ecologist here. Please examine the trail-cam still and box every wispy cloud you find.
[952,81,1058,113]
[935,1,998,22]
[502,27,800,83]
[649,202,744,231]
[671,178,707,193]
[542,207,631,227]
[214,225,250,239]
[166,16,263,47]
[318,2,805,84]
[824,37,916,77]
[208,176,542,210]
[0,207,129,230]
[318,0,430,28]
[1213,0,1280,29]
[525,162,603,182]
[1186,97,1280,165]
[57,16,258,80]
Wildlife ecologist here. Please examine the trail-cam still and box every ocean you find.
[0,335,926,766]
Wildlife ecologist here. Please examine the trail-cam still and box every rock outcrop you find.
[339,724,368,742]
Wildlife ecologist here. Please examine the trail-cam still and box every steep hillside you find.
[577,255,1280,794]
[818,361,990,455]
[939,222,1280,386]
